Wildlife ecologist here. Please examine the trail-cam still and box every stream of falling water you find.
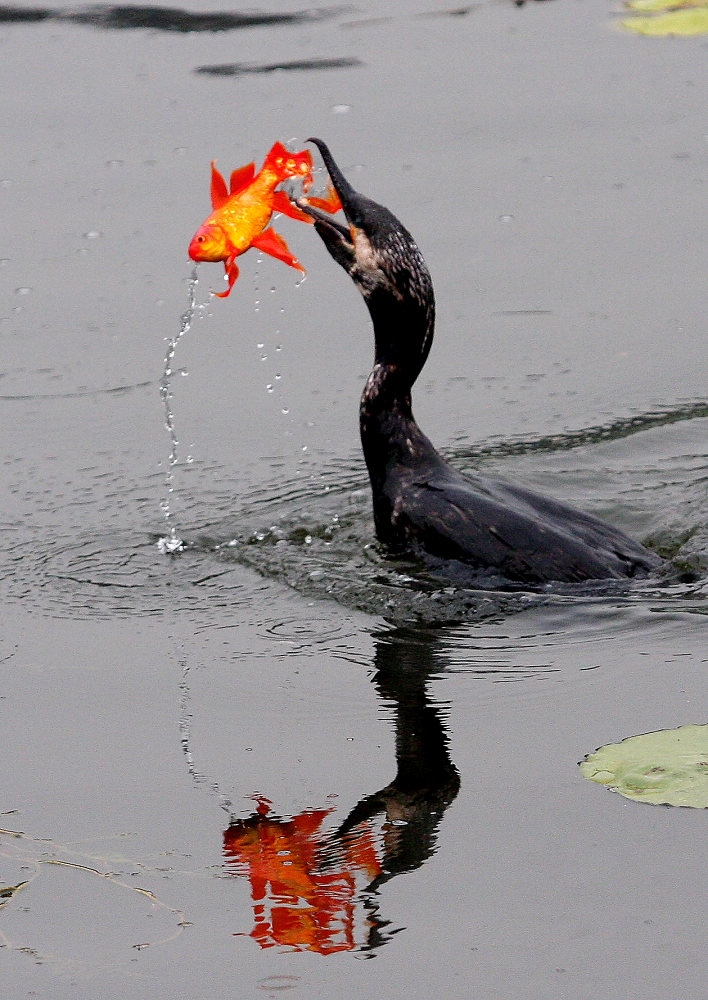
[157,265,201,555]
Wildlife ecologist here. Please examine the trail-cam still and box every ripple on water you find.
[4,526,266,621]
[2,414,705,625]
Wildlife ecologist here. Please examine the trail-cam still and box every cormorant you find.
[298,138,661,585]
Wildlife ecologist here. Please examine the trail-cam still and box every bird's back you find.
[376,457,660,584]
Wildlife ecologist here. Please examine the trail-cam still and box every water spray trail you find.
[157,265,199,554]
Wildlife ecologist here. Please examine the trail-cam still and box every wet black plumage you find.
[299,138,661,585]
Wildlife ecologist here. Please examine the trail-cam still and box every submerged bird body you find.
[299,139,661,585]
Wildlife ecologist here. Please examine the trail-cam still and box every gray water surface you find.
[1,2,707,998]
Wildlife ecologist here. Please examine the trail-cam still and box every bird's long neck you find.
[367,283,434,382]
[359,303,439,494]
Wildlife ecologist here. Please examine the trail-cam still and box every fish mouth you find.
[188,236,217,263]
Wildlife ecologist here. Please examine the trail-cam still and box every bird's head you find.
[297,138,435,375]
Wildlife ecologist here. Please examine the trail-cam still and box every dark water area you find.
[0,4,344,31]
[1,1,707,997]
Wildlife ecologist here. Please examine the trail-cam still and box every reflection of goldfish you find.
[188,141,342,298]
[224,800,381,955]
[188,141,313,298]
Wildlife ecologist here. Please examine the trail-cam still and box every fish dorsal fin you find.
[229,162,255,196]
[210,161,229,209]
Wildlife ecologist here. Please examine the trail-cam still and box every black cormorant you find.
[298,138,660,585]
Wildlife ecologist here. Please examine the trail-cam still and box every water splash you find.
[157,266,200,555]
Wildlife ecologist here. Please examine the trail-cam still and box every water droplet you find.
[14,286,32,296]
[281,407,290,415]
[266,384,274,393]
[257,343,264,349]
[83,230,102,240]
[331,104,352,114]
[275,344,282,352]
[173,146,187,156]
[498,214,514,223]
[157,534,184,555]
[0,258,10,267]
[274,373,281,381]
[160,265,200,542]
[105,159,124,168]
[301,445,308,452]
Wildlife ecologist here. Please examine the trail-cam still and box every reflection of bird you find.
[333,626,460,894]
[299,139,661,585]
[222,628,462,956]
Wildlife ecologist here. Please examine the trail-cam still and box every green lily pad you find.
[580,724,708,807]
[627,0,705,11]
[621,1,708,34]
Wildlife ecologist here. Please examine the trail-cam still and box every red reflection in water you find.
[223,798,382,954]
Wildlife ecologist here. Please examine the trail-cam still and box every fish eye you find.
[197,235,205,242]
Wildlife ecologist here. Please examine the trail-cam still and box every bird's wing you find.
[397,472,649,582]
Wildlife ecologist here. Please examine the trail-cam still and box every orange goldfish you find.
[188,140,340,298]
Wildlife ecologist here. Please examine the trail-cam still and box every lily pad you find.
[627,0,705,11]
[580,724,708,807]
[620,0,708,35]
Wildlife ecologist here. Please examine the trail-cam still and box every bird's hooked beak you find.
[297,138,436,373]
[296,138,364,273]
[297,137,433,319]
